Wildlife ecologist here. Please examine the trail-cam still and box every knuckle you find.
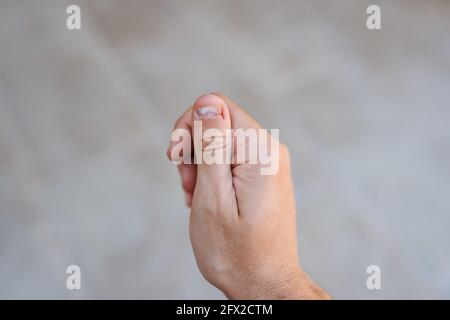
[181,180,190,192]
[181,174,194,192]
[173,116,184,130]
[279,143,289,158]
[279,143,291,167]
[210,91,224,97]
[166,146,173,160]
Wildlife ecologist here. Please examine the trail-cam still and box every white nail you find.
[195,106,220,119]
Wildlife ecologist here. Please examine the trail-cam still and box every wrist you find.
[221,266,330,300]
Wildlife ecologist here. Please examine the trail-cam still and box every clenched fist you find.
[167,93,329,299]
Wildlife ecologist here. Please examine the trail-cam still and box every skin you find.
[167,93,330,299]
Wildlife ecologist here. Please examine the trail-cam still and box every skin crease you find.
[167,93,330,299]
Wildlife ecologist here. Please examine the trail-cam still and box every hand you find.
[167,93,329,299]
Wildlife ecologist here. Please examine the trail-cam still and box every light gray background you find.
[0,0,449,299]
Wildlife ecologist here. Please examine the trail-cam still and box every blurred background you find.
[1,0,449,299]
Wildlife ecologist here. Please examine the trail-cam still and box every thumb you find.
[191,94,233,188]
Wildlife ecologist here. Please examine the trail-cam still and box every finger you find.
[210,92,262,130]
[178,163,196,208]
[210,93,270,168]
[191,94,233,181]
[190,94,237,217]
[167,107,197,207]
[166,107,192,162]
